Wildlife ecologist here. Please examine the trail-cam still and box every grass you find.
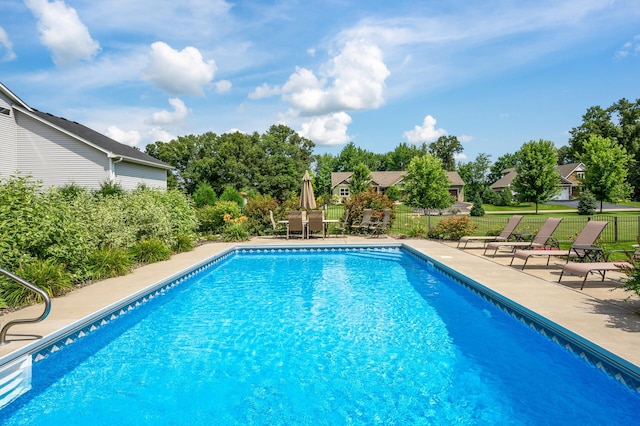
[483,203,571,212]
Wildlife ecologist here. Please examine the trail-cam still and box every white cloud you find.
[148,127,175,143]
[615,34,640,58]
[215,80,232,93]
[281,39,390,115]
[248,82,281,99]
[143,41,216,96]
[403,115,448,143]
[106,126,141,147]
[147,98,190,125]
[24,0,100,66]
[459,134,473,143]
[299,112,352,146]
[0,26,16,61]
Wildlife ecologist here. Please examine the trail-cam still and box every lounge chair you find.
[484,217,563,257]
[457,215,523,249]
[269,210,286,238]
[559,260,633,290]
[510,220,609,270]
[286,211,306,239]
[332,209,350,237]
[307,210,325,239]
[369,208,391,238]
[352,209,373,235]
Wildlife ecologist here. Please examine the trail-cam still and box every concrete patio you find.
[0,235,639,372]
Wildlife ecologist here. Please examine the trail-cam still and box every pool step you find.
[0,355,32,409]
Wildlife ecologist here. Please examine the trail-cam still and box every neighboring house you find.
[331,170,465,202]
[0,82,172,190]
[490,163,585,200]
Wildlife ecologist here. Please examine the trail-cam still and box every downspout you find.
[110,156,123,181]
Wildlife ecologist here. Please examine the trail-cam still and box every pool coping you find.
[1,241,639,395]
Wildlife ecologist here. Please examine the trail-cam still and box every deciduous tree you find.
[512,140,560,214]
[402,155,453,229]
[579,135,632,213]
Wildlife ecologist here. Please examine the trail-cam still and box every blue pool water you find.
[1,247,640,424]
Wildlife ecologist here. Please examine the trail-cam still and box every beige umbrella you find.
[299,170,317,210]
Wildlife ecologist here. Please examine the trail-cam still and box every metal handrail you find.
[0,269,51,345]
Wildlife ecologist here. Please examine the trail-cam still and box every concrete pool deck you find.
[1,236,639,372]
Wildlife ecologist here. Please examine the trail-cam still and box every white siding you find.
[115,161,167,190]
[0,93,17,177]
[15,111,111,189]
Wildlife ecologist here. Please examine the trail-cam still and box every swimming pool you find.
[1,245,639,424]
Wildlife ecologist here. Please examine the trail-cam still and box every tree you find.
[457,153,491,202]
[428,135,463,171]
[568,106,618,160]
[579,135,632,213]
[402,155,453,229]
[350,162,372,195]
[577,189,596,216]
[512,140,560,214]
[313,153,337,199]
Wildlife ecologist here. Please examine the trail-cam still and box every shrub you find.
[219,186,244,208]
[619,261,640,297]
[385,185,402,202]
[470,198,485,217]
[495,189,513,206]
[407,217,427,238]
[129,239,172,264]
[577,190,596,215]
[482,187,500,205]
[427,216,478,240]
[87,247,134,280]
[94,179,124,198]
[343,189,395,230]
[123,190,174,244]
[244,194,280,235]
[192,182,218,208]
[172,233,196,253]
[0,259,72,307]
[197,201,242,234]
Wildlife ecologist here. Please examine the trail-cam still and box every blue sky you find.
[1,0,639,164]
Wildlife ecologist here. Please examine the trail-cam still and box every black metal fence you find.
[322,207,640,243]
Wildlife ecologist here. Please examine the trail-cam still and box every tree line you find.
[145,98,639,209]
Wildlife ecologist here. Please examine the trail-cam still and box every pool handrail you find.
[0,268,51,345]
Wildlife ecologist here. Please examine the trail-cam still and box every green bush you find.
[193,182,218,208]
[343,189,395,230]
[94,179,125,198]
[427,216,478,240]
[385,185,402,202]
[197,201,242,234]
[244,194,280,235]
[577,190,596,215]
[222,222,250,242]
[129,239,172,264]
[123,190,174,244]
[470,198,485,217]
[219,186,244,208]
[482,187,500,205]
[87,247,134,280]
[172,233,197,253]
[0,258,72,307]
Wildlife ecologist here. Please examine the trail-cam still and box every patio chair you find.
[484,217,563,257]
[457,215,523,249]
[269,210,286,238]
[369,208,391,238]
[286,211,306,239]
[559,260,633,290]
[307,210,325,239]
[331,209,350,237]
[352,209,373,235]
[510,220,609,270]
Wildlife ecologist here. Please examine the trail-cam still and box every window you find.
[0,107,10,116]
[576,172,585,180]
[339,188,350,197]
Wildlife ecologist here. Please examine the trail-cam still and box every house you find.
[0,82,172,190]
[331,170,465,202]
[490,163,585,200]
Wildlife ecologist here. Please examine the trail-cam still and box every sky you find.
[1,0,639,164]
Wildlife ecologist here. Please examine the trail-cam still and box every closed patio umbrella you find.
[299,170,316,210]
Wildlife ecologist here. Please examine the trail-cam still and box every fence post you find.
[614,216,618,243]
